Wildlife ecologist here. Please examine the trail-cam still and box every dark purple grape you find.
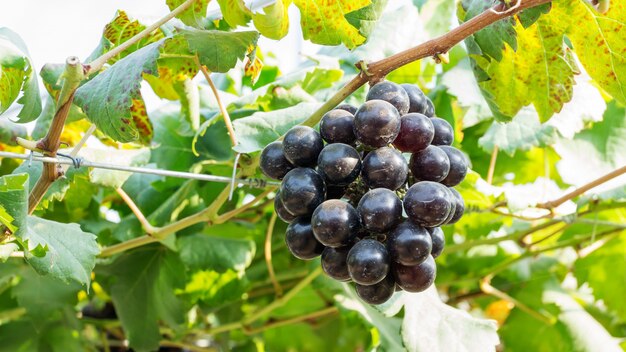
[424,99,435,117]
[274,191,296,223]
[439,146,468,187]
[361,147,408,191]
[280,168,326,216]
[321,246,351,281]
[366,81,410,115]
[357,189,403,233]
[447,188,465,224]
[320,109,356,145]
[430,117,453,146]
[354,100,401,148]
[336,104,358,115]
[409,145,450,182]
[404,181,452,227]
[285,218,324,260]
[283,126,324,167]
[393,113,434,153]
[401,84,429,114]
[387,221,432,266]
[326,185,346,200]
[347,239,390,285]
[393,255,436,292]
[317,143,362,186]
[260,141,294,180]
[427,227,445,258]
[355,275,395,305]
[312,200,360,248]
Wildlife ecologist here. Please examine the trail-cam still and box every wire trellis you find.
[0,151,280,189]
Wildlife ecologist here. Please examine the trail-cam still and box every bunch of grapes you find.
[260,81,467,305]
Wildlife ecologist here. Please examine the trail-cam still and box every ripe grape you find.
[366,81,410,115]
[439,146,468,187]
[320,109,356,145]
[401,84,428,114]
[442,186,457,225]
[430,117,454,146]
[447,188,465,224]
[409,145,451,182]
[312,200,360,247]
[347,239,390,285]
[285,218,325,260]
[356,275,395,305]
[283,126,324,167]
[387,221,432,266]
[357,188,403,233]
[280,168,326,216]
[361,147,408,190]
[404,181,452,227]
[393,255,436,292]
[336,103,358,115]
[393,113,434,153]
[317,143,362,186]
[424,99,435,117]
[354,100,401,148]
[321,246,351,281]
[274,191,296,223]
[260,141,294,180]
[427,227,445,258]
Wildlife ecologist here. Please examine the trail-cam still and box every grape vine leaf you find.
[401,287,500,352]
[178,233,255,273]
[21,216,99,287]
[0,173,28,237]
[102,247,186,352]
[216,0,252,27]
[344,0,388,39]
[293,0,373,49]
[0,118,27,146]
[232,102,322,153]
[77,147,151,188]
[167,0,209,28]
[179,28,259,73]
[0,27,42,121]
[252,0,292,40]
[461,0,518,61]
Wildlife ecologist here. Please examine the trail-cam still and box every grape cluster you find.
[260,81,467,305]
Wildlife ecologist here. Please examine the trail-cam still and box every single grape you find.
[393,255,436,292]
[409,145,451,182]
[393,113,434,153]
[285,218,325,260]
[354,100,401,148]
[387,221,432,266]
[427,227,445,259]
[274,191,296,223]
[312,200,360,248]
[280,168,326,216]
[401,84,428,114]
[424,99,435,117]
[283,126,324,167]
[321,246,351,281]
[361,147,408,190]
[357,188,403,233]
[355,275,395,305]
[366,81,410,115]
[336,103,358,115]
[347,239,390,285]
[260,141,294,180]
[430,117,454,146]
[404,181,452,227]
[320,109,356,145]
[439,146,468,187]
[317,143,362,186]
[447,188,465,224]
[326,185,346,200]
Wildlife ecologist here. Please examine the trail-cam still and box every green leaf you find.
[232,102,322,153]
[12,267,81,319]
[22,216,99,287]
[500,309,574,352]
[293,0,372,49]
[0,27,42,121]
[0,173,28,237]
[216,0,252,27]
[252,0,292,40]
[301,68,344,94]
[75,40,163,143]
[78,147,151,188]
[345,0,388,39]
[182,269,249,306]
[460,0,518,61]
[167,0,209,28]
[0,118,27,146]
[178,233,255,272]
[180,28,259,73]
[0,204,16,234]
[103,247,186,352]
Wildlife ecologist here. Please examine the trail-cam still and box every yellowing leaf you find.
[244,48,264,85]
[129,97,153,145]
[294,0,372,49]
[167,0,210,28]
[252,0,292,40]
[216,0,252,27]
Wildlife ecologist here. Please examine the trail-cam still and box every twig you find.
[264,213,283,297]
[487,146,498,185]
[196,57,238,147]
[116,188,156,234]
[243,307,338,335]
[160,340,216,352]
[213,188,276,224]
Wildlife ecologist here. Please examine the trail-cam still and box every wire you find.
[0,151,280,189]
